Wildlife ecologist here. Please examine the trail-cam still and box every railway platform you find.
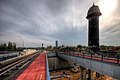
[16,52,46,80]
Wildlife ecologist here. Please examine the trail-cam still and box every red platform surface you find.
[16,52,46,80]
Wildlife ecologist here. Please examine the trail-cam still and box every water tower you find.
[86,3,102,47]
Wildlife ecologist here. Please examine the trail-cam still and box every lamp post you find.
[17,36,24,48]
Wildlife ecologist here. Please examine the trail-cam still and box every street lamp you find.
[17,36,24,48]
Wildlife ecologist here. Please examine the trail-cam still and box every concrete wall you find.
[48,57,74,70]
[47,51,74,70]
[58,53,120,79]
[47,51,57,57]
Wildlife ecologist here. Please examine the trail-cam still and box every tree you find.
[7,42,12,50]
[77,44,82,49]
[0,42,17,51]
[77,44,83,52]
[62,44,65,47]
[117,49,120,55]
[47,45,52,50]
[12,42,16,50]
[0,43,7,51]
[3,43,7,50]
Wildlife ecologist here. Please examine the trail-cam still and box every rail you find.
[0,52,39,77]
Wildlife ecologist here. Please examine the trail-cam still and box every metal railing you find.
[59,51,120,64]
[46,53,50,80]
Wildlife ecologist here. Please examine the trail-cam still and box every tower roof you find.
[86,4,102,19]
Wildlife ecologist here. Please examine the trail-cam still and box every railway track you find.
[0,52,40,78]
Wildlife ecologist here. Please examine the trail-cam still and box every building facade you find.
[55,40,58,48]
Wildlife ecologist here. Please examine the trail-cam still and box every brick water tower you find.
[86,3,102,47]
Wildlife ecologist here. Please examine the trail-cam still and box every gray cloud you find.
[46,0,68,15]
[100,0,120,46]
[0,0,120,47]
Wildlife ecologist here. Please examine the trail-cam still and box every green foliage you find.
[0,43,6,51]
[118,50,120,55]
[77,44,83,49]
[0,42,17,51]
[8,42,12,50]
[12,42,16,50]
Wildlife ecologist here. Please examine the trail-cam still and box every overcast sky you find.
[0,0,120,47]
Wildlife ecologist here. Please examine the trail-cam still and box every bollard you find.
[91,53,92,59]
[101,53,103,61]
[117,55,119,64]
[83,53,84,58]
